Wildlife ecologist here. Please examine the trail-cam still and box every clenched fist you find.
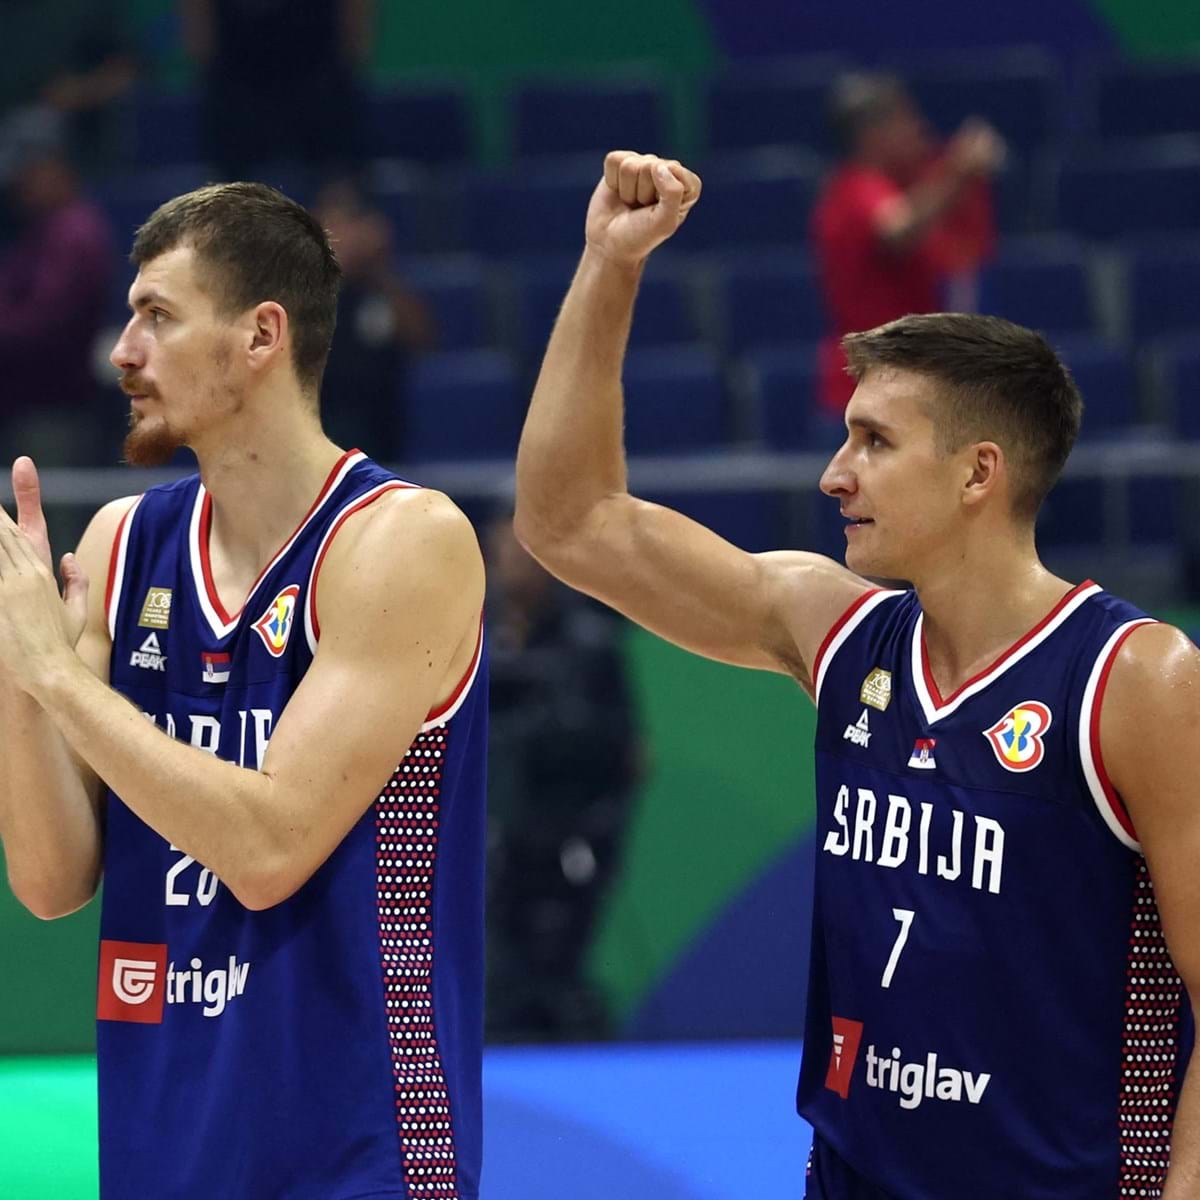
[585,151,702,269]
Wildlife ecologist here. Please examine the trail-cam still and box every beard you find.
[123,409,185,467]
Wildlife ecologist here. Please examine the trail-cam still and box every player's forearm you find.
[28,657,286,910]
[515,247,641,552]
[0,684,103,919]
[880,170,969,253]
[1164,1033,1200,1198]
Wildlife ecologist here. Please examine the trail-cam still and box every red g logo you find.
[825,1016,864,1099]
[97,940,167,1024]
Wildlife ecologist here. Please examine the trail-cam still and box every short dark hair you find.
[828,72,909,152]
[843,313,1084,521]
[131,182,342,395]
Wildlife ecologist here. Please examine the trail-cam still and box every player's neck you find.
[193,401,345,581]
[914,540,1076,698]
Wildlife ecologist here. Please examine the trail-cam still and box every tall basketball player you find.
[514,151,1200,1198]
[0,183,486,1200]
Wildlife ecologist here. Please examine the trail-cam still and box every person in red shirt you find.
[811,73,1004,416]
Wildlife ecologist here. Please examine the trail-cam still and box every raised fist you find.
[947,119,1006,178]
[584,151,702,268]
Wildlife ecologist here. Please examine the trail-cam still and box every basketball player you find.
[0,183,486,1199]
[513,151,1200,1198]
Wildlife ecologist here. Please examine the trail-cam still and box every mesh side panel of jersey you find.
[1119,859,1185,1198]
[377,725,461,1198]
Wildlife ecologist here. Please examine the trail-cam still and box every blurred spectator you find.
[0,108,115,466]
[183,0,373,179]
[313,177,436,460]
[811,72,1002,417]
[0,0,136,174]
[484,514,641,1042]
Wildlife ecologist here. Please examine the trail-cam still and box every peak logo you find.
[98,940,250,1023]
[825,1016,864,1099]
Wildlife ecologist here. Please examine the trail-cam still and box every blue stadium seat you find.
[90,164,214,247]
[1127,476,1183,546]
[742,345,835,452]
[508,255,699,364]
[1126,237,1200,341]
[513,78,668,159]
[1055,140,1200,240]
[370,171,442,256]
[979,236,1095,338]
[705,56,847,156]
[458,164,595,256]
[1052,336,1141,438]
[622,347,726,454]
[639,490,791,554]
[686,150,822,251]
[401,258,492,352]
[1154,337,1200,441]
[363,85,473,165]
[1082,58,1200,142]
[406,350,522,460]
[901,47,1065,155]
[716,252,826,356]
[125,89,203,167]
[1036,477,1106,548]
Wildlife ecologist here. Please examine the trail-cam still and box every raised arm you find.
[515,151,870,688]
[0,459,134,918]
[1102,623,1200,1196]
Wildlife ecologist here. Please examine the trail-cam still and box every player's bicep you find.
[1103,625,1200,997]
[519,492,871,683]
[259,494,484,890]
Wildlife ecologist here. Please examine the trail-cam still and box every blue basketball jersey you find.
[96,449,486,1200]
[797,582,1192,1200]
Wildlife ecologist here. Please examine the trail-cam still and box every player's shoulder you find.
[1113,620,1200,685]
[756,550,902,679]
[75,494,141,566]
[317,487,483,598]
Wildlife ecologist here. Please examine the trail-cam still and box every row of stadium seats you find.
[646,476,1195,561]
[124,49,1200,167]
[99,234,1200,367]
[389,337,1198,465]
[89,141,1200,258]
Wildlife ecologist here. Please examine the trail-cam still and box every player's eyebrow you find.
[846,415,897,438]
[129,290,172,313]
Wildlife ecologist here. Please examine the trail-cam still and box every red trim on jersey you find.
[1088,622,1148,843]
[920,579,1096,708]
[307,481,418,642]
[198,447,361,624]
[104,507,133,624]
[812,588,884,687]
[425,617,484,725]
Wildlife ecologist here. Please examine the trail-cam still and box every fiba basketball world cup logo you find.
[113,958,159,1005]
[983,701,1053,772]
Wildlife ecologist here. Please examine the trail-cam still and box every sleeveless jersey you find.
[797,582,1192,1200]
[96,449,486,1200]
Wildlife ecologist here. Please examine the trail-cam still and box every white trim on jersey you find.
[813,589,906,707]
[106,495,143,641]
[190,451,368,640]
[910,582,1103,726]
[1078,617,1155,854]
